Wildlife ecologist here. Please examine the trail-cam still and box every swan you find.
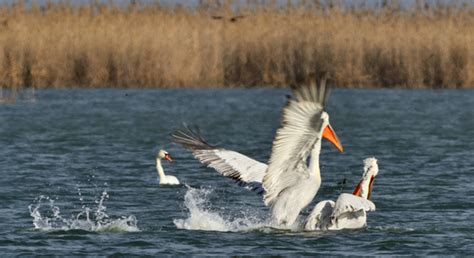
[304,157,379,231]
[155,150,180,185]
[173,75,343,226]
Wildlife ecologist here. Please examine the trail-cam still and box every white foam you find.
[173,186,267,232]
[29,191,140,232]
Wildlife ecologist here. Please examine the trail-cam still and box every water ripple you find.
[0,88,473,255]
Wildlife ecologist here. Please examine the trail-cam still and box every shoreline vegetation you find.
[0,1,473,93]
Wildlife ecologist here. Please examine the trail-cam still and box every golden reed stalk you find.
[0,1,473,89]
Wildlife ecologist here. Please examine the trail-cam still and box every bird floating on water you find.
[304,157,379,231]
[155,150,180,185]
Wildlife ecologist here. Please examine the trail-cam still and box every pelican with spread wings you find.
[173,76,343,226]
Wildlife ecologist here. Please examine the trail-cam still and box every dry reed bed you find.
[0,2,473,89]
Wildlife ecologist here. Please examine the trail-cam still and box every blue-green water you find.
[1,88,473,255]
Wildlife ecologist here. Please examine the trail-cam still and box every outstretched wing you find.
[331,193,375,219]
[172,126,267,193]
[263,76,330,206]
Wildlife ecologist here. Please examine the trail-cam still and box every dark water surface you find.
[1,88,473,255]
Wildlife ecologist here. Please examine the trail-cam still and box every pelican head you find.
[157,149,173,162]
[353,157,379,200]
[320,112,344,153]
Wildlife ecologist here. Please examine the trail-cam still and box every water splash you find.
[28,191,140,232]
[173,186,267,232]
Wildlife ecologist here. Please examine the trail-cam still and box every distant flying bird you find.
[229,15,245,22]
[211,15,245,22]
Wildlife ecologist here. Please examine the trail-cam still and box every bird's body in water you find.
[155,150,180,185]
[304,157,379,231]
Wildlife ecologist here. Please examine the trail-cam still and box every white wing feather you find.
[263,78,329,206]
[331,193,376,219]
[172,126,266,192]
[192,149,267,184]
[304,200,335,231]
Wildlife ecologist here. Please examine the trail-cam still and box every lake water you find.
[1,88,473,255]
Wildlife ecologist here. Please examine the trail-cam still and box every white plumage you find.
[260,76,345,226]
[155,149,180,185]
[304,157,379,231]
[173,76,344,227]
[202,149,267,184]
[172,127,266,192]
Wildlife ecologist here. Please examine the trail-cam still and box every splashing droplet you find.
[29,189,140,232]
[173,186,266,232]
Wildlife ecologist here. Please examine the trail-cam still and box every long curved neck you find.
[309,138,322,184]
[156,158,166,180]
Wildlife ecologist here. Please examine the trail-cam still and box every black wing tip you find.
[172,124,214,150]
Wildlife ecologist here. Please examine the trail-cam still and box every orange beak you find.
[352,180,362,197]
[367,176,375,200]
[322,124,344,153]
[164,154,173,162]
[352,176,375,200]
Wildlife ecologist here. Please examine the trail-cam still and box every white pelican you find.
[155,150,180,185]
[173,76,343,226]
[304,157,378,231]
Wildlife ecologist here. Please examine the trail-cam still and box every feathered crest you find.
[363,157,379,177]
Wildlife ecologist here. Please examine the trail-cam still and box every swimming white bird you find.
[304,157,379,231]
[155,150,180,185]
[173,76,343,226]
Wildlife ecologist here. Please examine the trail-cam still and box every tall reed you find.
[0,1,473,89]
